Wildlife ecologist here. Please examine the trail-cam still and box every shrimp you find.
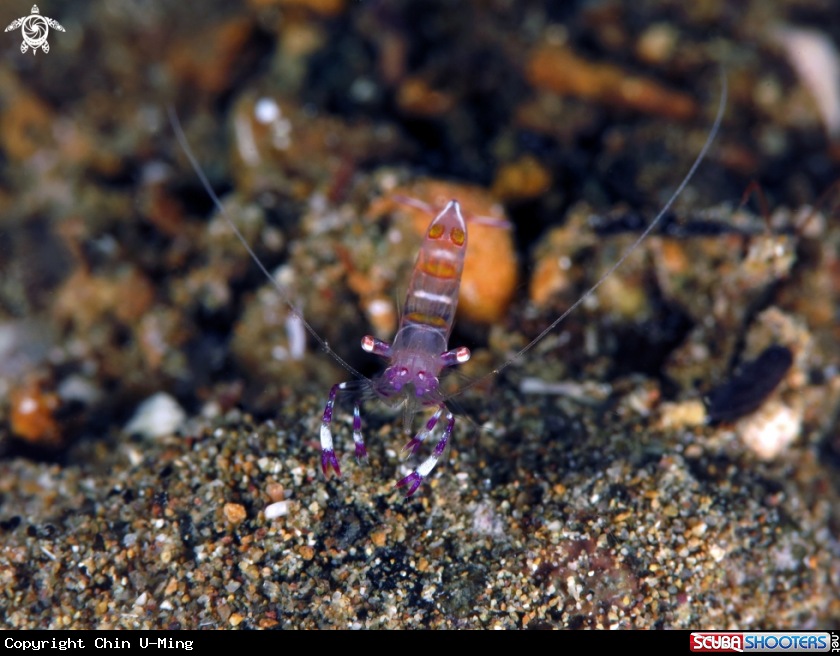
[168,68,727,497]
[321,199,472,495]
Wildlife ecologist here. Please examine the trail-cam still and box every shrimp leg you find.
[321,382,369,476]
[352,399,368,462]
[401,405,444,457]
[395,404,454,497]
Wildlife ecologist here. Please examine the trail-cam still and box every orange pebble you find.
[396,77,455,117]
[492,155,552,201]
[657,239,690,276]
[527,44,696,120]
[529,253,572,307]
[10,381,61,446]
[266,482,285,502]
[223,503,247,525]
[527,208,596,307]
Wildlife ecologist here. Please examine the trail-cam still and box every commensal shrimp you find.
[169,69,727,497]
[321,200,472,496]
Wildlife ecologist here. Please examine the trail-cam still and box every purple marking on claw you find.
[353,414,361,431]
[321,450,341,478]
[395,471,423,496]
[323,407,332,423]
[401,436,423,457]
[355,443,368,462]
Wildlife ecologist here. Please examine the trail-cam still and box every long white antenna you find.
[447,67,728,400]
[168,107,367,382]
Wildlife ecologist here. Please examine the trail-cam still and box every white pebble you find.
[738,399,801,460]
[265,501,289,520]
[124,392,186,439]
[285,314,306,361]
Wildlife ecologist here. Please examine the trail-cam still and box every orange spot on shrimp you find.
[449,227,465,246]
[428,224,445,239]
[420,259,457,278]
[405,312,448,327]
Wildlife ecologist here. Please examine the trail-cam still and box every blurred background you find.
[0,0,837,460]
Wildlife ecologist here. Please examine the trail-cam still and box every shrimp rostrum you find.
[320,200,472,496]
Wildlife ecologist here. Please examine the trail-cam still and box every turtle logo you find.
[5,5,64,55]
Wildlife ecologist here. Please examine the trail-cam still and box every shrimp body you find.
[319,200,472,495]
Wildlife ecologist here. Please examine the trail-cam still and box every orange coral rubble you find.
[527,44,696,120]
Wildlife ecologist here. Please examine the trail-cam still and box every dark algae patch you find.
[705,345,794,423]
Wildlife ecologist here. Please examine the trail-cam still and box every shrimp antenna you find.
[168,106,367,382]
[447,66,728,401]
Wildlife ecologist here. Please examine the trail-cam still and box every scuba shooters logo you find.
[4,5,64,55]
[691,633,837,653]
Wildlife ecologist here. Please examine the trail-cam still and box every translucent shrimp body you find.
[319,201,472,495]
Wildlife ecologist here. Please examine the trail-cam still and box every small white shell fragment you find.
[709,544,726,562]
[519,377,611,403]
[285,313,306,361]
[737,398,802,460]
[124,392,186,439]
[265,501,289,520]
